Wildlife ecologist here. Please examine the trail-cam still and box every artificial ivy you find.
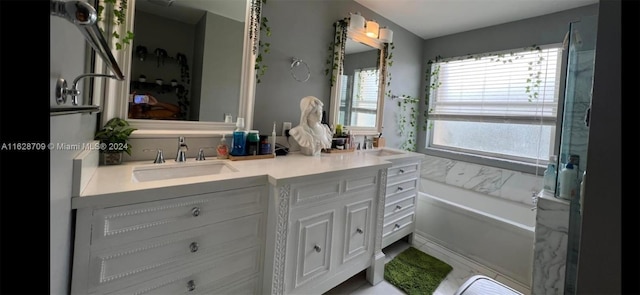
[97,0,134,50]
[392,45,547,151]
[252,0,271,83]
[325,19,348,87]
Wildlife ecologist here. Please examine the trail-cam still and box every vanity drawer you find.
[290,173,377,208]
[387,162,419,179]
[383,195,416,218]
[382,212,415,238]
[105,246,261,295]
[90,186,264,247]
[385,178,417,198]
[89,214,263,293]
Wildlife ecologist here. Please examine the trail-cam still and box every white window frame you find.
[420,44,566,174]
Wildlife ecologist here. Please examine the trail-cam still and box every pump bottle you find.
[558,162,578,200]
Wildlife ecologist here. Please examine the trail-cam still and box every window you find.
[339,67,379,127]
[424,45,564,170]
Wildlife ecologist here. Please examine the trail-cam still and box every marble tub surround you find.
[532,191,570,295]
[420,155,541,206]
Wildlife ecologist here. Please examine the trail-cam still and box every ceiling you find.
[354,0,598,40]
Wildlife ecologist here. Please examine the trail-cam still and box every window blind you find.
[429,47,562,125]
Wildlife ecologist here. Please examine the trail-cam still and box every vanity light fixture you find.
[365,20,379,38]
[379,27,393,43]
[349,12,366,33]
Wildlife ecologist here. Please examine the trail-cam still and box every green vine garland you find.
[97,0,134,50]
[252,0,271,83]
[393,45,547,151]
[325,18,348,87]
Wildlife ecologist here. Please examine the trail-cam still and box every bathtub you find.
[415,178,535,287]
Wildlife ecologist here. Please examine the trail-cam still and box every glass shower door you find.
[556,14,598,295]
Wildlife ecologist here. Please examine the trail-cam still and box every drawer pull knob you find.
[397,187,404,192]
[396,205,402,210]
[189,242,199,253]
[356,228,363,234]
[314,245,322,253]
[394,224,401,229]
[191,207,201,217]
[399,169,405,174]
[187,280,196,291]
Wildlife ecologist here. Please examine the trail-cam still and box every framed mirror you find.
[328,18,388,135]
[94,0,262,137]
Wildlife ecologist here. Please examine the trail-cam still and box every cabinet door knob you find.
[187,279,196,292]
[396,205,402,210]
[189,242,199,253]
[314,245,321,253]
[191,207,201,217]
[356,228,363,234]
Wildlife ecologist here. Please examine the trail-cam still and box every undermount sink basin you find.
[132,161,238,182]
[363,148,405,157]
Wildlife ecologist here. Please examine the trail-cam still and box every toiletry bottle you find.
[259,135,270,155]
[246,130,260,156]
[543,156,557,195]
[216,134,229,159]
[558,162,578,200]
[231,118,246,156]
[272,122,277,156]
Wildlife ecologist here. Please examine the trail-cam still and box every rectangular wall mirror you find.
[328,18,387,135]
[93,0,261,136]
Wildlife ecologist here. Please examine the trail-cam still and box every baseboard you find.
[412,231,531,293]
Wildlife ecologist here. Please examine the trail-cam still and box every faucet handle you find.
[195,147,214,161]
[143,148,165,163]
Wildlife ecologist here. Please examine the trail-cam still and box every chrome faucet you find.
[175,136,188,162]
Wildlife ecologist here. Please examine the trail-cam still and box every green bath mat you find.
[384,247,453,295]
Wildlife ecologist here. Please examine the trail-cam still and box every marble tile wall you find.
[531,194,571,295]
[420,155,541,206]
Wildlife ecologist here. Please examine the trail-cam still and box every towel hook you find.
[290,58,310,82]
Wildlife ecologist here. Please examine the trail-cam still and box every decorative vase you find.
[100,152,123,165]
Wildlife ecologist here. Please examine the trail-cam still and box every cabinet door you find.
[293,210,334,289]
[342,199,373,264]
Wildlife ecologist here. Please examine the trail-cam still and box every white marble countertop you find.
[72,147,423,209]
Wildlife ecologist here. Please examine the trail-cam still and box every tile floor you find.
[324,236,531,295]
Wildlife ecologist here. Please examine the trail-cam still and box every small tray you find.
[322,148,355,153]
[228,154,275,161]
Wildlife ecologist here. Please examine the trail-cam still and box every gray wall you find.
[253,0,424,148]
[577,0,621,292]
[50,16,99,295]
[198,11,244,122]
[343,49,379,75]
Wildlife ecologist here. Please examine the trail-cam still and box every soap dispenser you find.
[231,118,247,156]
[217,134,229,159]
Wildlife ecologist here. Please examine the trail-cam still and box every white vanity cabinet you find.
[70,185,267,295]
[264,167,388,295]
[381,156,422,248]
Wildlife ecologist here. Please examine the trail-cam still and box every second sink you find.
[132,160,238,182]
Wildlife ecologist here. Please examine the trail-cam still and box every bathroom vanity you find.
[70,147,421,295]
